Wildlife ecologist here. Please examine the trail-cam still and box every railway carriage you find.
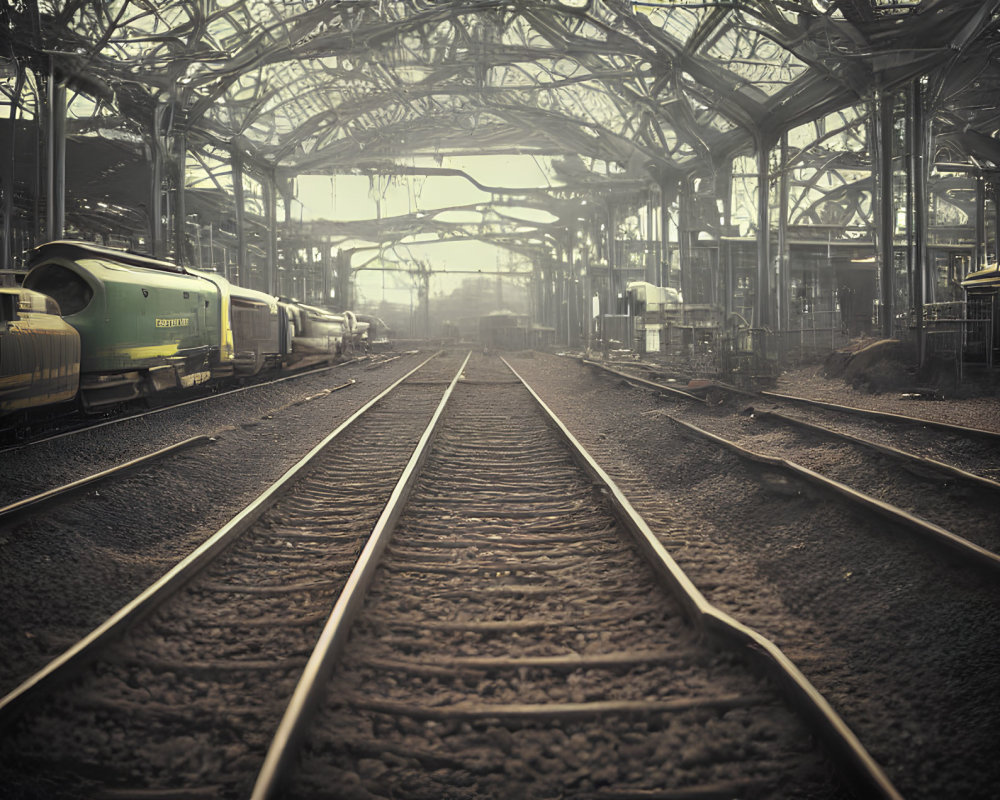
[0,287,80,415]
[287,304,368,362]
[23,242,226,410]
[200,275,284,378]
[2,240,381,421]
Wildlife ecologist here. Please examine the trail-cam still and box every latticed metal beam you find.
[0,0,996,264]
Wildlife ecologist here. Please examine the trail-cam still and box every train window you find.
[44,296,62,315]
[23,264,93,315]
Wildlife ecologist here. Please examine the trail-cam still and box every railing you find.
[775,310,849,364]
[922,302,994,378]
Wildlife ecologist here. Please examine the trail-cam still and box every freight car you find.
[3,240,368,417]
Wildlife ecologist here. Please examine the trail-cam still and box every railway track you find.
[0,349,428,703]
[0,435,216,529]
[0,353,398,456]
[582,356,1000,570]
[0,351,465,798]
[515,351,1000,800]
[268,354,876,798]
[0,352,900,799]
[664,414,1000,573]
[256,354,893,799]
[755,391,1000,482]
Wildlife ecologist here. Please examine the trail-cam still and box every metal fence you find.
[923,301,994,379]
[774,310,850,364]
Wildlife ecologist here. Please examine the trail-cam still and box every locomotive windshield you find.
[23,263,93,316]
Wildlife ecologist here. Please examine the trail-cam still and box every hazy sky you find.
[293,155,563,307]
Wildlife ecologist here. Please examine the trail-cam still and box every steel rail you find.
[2,358,365,454]
[669,415,1000,574]
[761,390,1000,443]
[0,435,215,528]
[0,352,442,732]
[503,357,904,800]
[758,409,1000,495]
[250,351,472,800]
[580,358,707,403]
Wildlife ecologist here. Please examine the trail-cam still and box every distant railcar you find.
[480,312,529,350]
[287,304,370,361]
[223,283,283,377]
[0,287,80,415]
[356,314,391,350]
[286,303,348,360]
[961,264,1000,363]
[478,312,552,350]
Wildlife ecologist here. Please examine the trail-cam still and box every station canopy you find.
[4,0,1000,263]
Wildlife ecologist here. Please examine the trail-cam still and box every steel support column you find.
[421,270,430,339]
[335,249,351,309]
[678,180,691,301]
[546,258,555,331]
[605,203,616,357]
[321,242,331,304]
[645,194,656,285]
[568,241,579,348]
[231,144,246,286]
[777,133,790,334]
[909,80,927,368]
[875,90,895,338]
[173,126,187,265]
[974,172,985,273]
[263,168,277,297]
[146,105,165,257]
[659,181,671,288]
[583,236,592,354]
[756,137,772,330]
[46,68,65,242]
[1,64,24,271]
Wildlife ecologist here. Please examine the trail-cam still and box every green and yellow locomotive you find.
[2,240,367,420]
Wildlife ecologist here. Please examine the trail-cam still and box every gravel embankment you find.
[0,352,427,695]
[773,363,1000,432]
[507,351,1000,800]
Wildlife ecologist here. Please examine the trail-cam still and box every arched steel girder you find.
[33,1,1000,186]
[9,0,1000,277]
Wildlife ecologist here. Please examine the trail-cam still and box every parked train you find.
[1,240,372,419]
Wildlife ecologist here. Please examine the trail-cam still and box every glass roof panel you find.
[702,25,809,98]
[6,0,996,252]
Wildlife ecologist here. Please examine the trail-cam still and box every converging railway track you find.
[584,356,1000,569]
[264,354,888,799]
[516,352,1000,800]
[0,350,428,696]
[0,351,466,797]
[0,352,403,453]
[686,406,1000,563]
[0,352,899,799]
[756,389,1000,482]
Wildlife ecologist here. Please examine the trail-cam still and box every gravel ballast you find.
[507,351,1000,800]
[0,353,426,695]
